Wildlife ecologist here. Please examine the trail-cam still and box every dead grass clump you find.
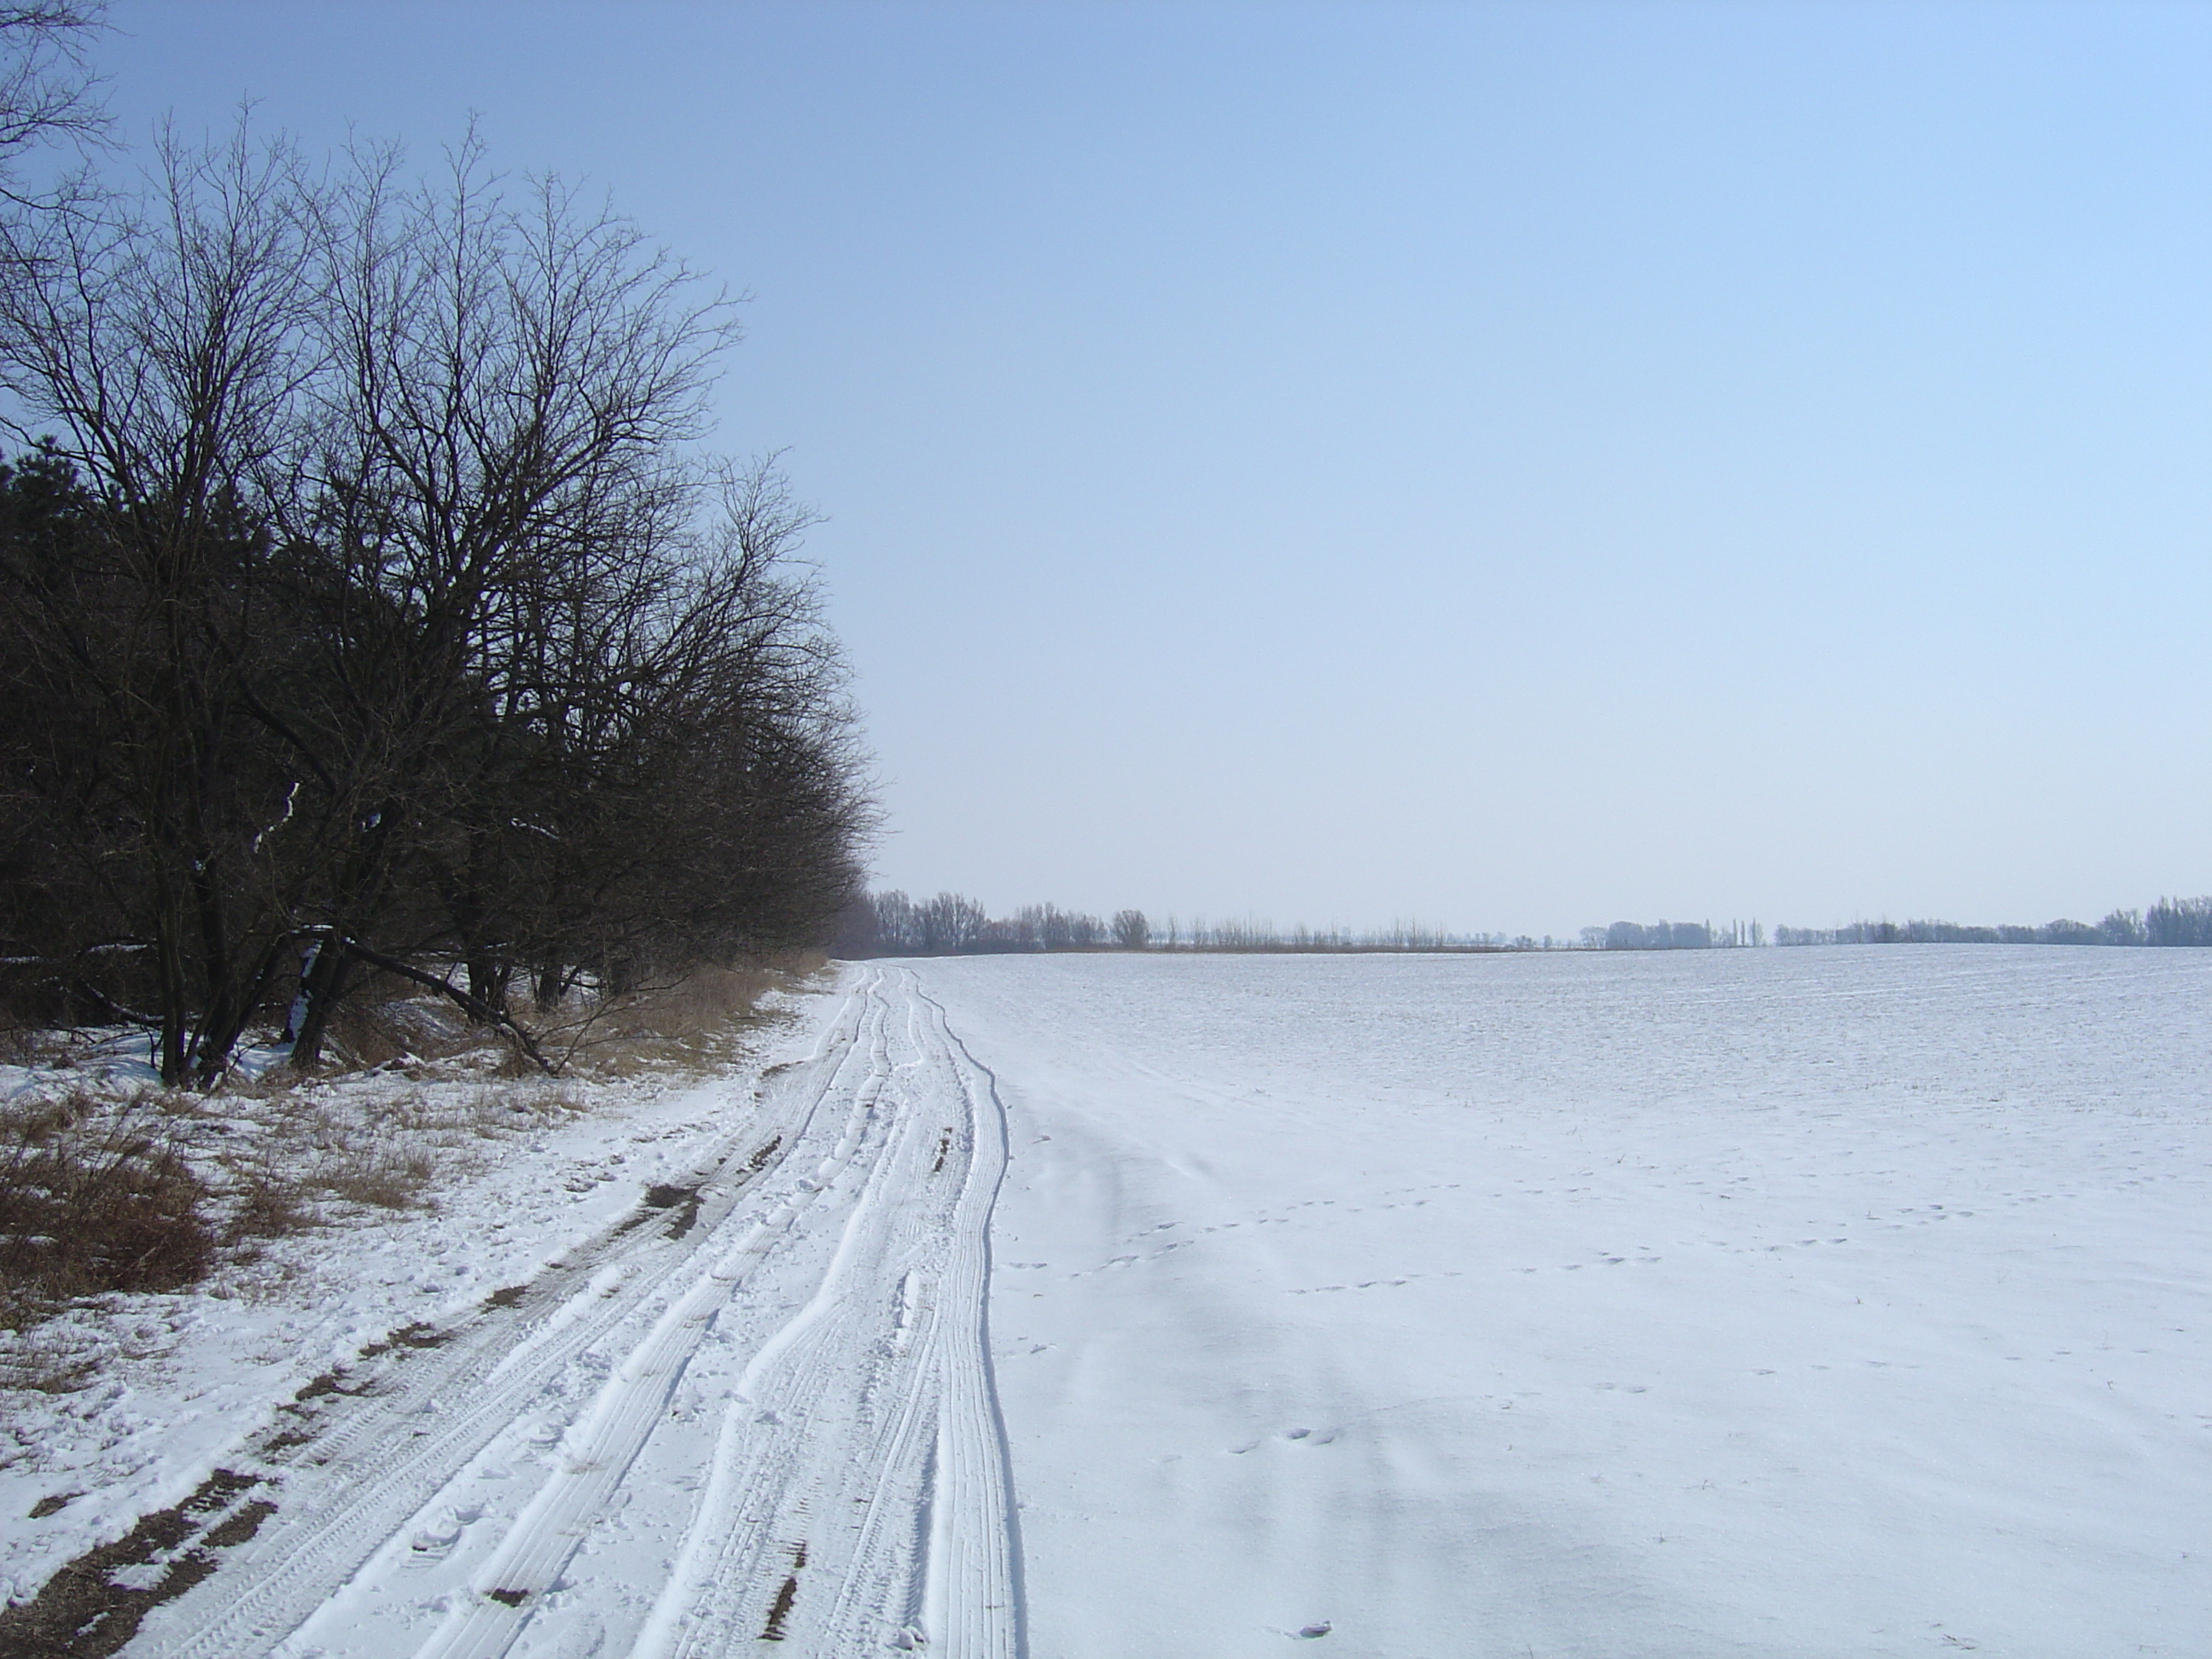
[310,1143,436,1210]
[223,1166,316,1240]
[612,965,776,1042]
[0,1323,102,1392]
[493,1043,541,1079]
[319,998,411,1071]
[322,992,476,1072]
[217,1094,452,1224]
[557,963,782,1079]
[0,1094,216,1324]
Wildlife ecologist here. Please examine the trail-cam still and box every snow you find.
[0,987,846,1623]
[0,946,2203,1657]
[6,966,1019,1659]
[915,946,2212,1659]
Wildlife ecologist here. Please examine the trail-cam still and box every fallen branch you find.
[330,940,554,1074]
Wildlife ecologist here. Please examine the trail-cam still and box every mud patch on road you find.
[757,1540,809,1641]
[640,1183,703,1239]
[0,1469,271,1657]
[359,1321,450,1359]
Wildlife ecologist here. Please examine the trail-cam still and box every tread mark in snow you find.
[0,1468,272,1658]
[114,967,1023,1659]
[760,1545,808,1641]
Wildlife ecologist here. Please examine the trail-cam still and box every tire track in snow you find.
[632,969,1022,1659]
[408,974,905,1659]
[133,966,1023,1659]
[132,970,890,1659]
[916,982,1023,1659]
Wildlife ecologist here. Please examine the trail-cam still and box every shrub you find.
[0,1095,215,1323]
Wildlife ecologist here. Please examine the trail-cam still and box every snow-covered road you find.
[130,966,1021,1659]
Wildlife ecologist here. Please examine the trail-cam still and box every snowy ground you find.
[0,946,2203,1657]
[918,946,2211,1659]
[2,966,1018,1659]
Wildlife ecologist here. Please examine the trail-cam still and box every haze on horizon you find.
[98,1,2212,940]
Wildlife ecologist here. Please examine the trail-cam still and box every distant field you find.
[920,946,2211,1659]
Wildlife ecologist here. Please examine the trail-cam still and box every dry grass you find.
[223,1165,316,1240]
[0,1322,102,1392]
[322,992,480,1071]
[214,1079,583,1236]
[0,1093,216,1326]
[611,964,777,1040]
[552,963,788,1078]
[0,955,817,1332]
[308,1142,439,1210]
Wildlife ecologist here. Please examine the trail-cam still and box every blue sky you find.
[98,2,2212,936]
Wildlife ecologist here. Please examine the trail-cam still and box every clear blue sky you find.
[98,2,2211,937]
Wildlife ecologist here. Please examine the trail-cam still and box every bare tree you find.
[0,115,873,1082]
[279,135,741,1066]
[0,125,325,1083]
[1111,908,1149,949]
[920,892,986,953]
[0,4,106,207]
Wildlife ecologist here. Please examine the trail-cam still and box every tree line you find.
[852,892,2212,959]
[839,892,1540,956]
[1586,920,1758,951]
[841,893,1121,955]
[0,20,870,1084]
[1590,900,2212,949]
[1772,899,2212,948]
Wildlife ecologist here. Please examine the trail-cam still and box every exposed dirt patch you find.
[760,1575,800,1640]
[641,1183,703,1239]
[0,1469,270,1657]
[358,1321,447,1359]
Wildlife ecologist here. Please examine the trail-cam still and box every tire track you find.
[633,968,1023,1659]
[128,964,1023,1659]
[913,983,1022,1659]
[131,969,892,1659]
[408,974,905,1659]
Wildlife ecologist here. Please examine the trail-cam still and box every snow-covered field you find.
[920,946,2210,1659]
[0,946,2203,1657]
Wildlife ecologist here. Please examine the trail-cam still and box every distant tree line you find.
[851,889,2212,963]
[0,107,870,1083]
[1584,920,1767,951]
[1773,899,2212,948]
[1587,899,2212,950]
[839,893,1115,955]
[838,893,1540,956]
